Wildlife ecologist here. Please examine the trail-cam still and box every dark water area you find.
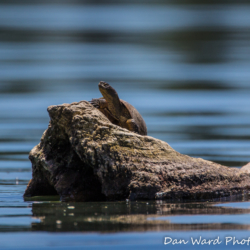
[1,0,250,249]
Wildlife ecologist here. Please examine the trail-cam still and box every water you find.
[1,0,250,249]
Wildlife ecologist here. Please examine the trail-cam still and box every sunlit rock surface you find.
[24,101,250,201]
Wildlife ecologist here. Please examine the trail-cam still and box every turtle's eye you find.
[99,81,110,88]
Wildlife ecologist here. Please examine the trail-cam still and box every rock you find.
[239,162,250,175]
[24,101,250,201]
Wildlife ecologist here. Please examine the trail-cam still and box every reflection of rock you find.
[30,200,250,232]
[24,101,250,201]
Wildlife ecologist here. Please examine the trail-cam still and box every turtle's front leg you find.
[89,98,108,109]
[126,119,139,134]
[89,98,119,125]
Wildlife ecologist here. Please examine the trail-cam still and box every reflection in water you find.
[27,198,250,232]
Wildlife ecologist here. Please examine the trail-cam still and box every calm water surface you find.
[1,1,250,249]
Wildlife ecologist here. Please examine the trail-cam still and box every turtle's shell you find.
[120,100,147,136]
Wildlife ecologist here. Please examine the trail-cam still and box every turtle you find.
[89,81,147,135]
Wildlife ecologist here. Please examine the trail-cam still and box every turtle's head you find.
[98,81,119,103]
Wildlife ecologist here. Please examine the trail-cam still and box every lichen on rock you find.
[24,101,250,201]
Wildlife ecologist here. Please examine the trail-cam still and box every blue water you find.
[1,1,250,249]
